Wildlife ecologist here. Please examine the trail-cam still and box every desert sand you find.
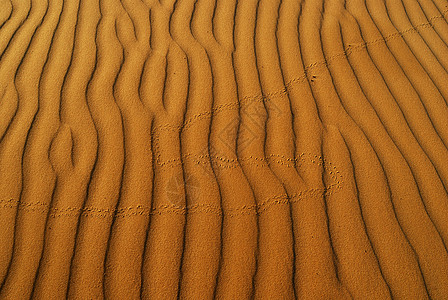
[0,0,448,298]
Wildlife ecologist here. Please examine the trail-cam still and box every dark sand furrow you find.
[67,1,126,298]
[234,0,295,298]
[295,1,359,299]
[2,0,63,295]
[0,81,20,287]
[323,12,435,296]
[0,0,448,298]
[32,0,99,297]
[170,0,222,298]
[320,6,393,299]
[0,83,17,143]
[0,0,48,181]
[346,0,448,196]
[0,0,48,81]
[299,0,448,299]
[141,124,186,299]
[55,0,98,177]
[212,0,236,51]
[325,124,430,298]
[426,0,448,22]
[322,124,392,299]
[143,10,448,139]
[376,0,448,102]
[139,3,188,297]
[118,0,151,45]
[190,0,258,297]
[277,0,326,189]
[341,2,448,248]
[103,4,153,299]
[0,0,31,60]
[0,157,342,217]
[0,1,12,30]
[322,3,448,298]
[334,4,448,250]
[256,0,316,298]
[416,0,448,43]
[359,0,448,128]
[0,1,59,297]
[400,0,448,69]
[400,0,448,70]
[41,0,102,297]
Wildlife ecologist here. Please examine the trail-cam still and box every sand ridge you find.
[0,0,448,298]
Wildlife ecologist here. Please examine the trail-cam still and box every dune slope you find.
[0,0,448,299]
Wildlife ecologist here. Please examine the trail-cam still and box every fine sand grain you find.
[0,0,448,298]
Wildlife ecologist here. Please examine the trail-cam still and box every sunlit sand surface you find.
[1,0,448,298]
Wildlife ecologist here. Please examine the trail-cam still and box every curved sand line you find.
[0,0,447,298]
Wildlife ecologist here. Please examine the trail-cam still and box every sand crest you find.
[0,0,448,298]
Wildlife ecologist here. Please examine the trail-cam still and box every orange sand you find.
[1,0,448,298]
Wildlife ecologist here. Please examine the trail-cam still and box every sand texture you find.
[1,0,448,298]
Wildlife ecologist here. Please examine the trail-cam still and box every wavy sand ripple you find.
[0,0,447,298]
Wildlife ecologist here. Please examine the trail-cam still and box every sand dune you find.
[0,0,447,298]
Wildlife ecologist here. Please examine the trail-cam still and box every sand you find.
[0,0,447,298]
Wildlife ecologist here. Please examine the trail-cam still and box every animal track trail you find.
[0,0,447,298]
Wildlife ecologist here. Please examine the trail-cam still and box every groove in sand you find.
[0,0,447,298]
